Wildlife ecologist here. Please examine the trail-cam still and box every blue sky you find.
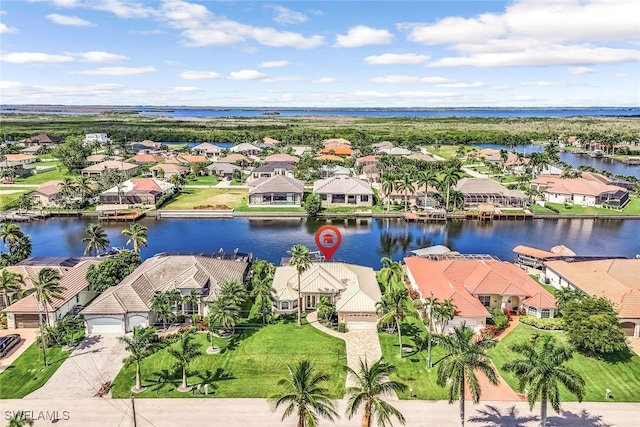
[0,0,638,107]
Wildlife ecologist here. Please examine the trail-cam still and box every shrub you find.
[544,203,560,213]
[519,315,564,330]
[176,314,186,324]
[489,308,509,331]
[337,323,347,333]
[481,325,499,337]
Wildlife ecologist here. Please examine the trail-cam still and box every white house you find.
[84,133,111,144]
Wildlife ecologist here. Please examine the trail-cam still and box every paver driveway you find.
[27,334,127,399]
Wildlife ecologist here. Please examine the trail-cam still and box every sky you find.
[0,0,639,107]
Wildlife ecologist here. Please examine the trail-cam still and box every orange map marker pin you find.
[315,225,342,261]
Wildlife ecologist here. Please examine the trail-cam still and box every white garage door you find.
[345,315,377,331]
[87,317,123,334]
[127,315,148,332]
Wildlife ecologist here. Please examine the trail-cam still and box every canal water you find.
[18,217,640,268]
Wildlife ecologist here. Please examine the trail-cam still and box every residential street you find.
[3,398,637,426]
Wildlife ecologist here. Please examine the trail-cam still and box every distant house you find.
[250,161,294,182]
[320,165,350,178]
[404,256,557,333]
[377,147,412,156]
[80,254,250,334]
[322,138,351,147]
[372,141,393,151]
[99,178,174,206]
[581,171,636,191]
[290,146,313,156]
[320,145,353,157]
[314,154,344,163]
[263,153,299,164]
[81,160,139,177]
[86,154,124,164]
[544,258,640,337]
[84,133,110,144]
[129,154,164,164]
[248,175,304,207]
[531,176,629,207]
[192,142,222,159]
[230,142,262,157]
[456,178,528,208]
[272,262,382,330]
[473,148,502,162]
[29,180,64,207]
[254,137,282,148]
[405,153,438,162]
[131,140,167,154]
[18,134,61,147]
[149,163,188,180]
[0,154,37,176]
[2,257,100,329]
[19,145,41,155]
[204,162,241,180]
[356,155,379,167]
[217,153,252,166]
[313,175,373,206]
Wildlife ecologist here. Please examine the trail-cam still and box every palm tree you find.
[416,169,438,210]
[376,284,410,358]
[379,257,404,292]
[58,177,77,207]
[289,244,312,327]
[345,357,408,427]
[218,278,247,308]
[380,175,396,212]
[74,175,93,205]
[122,223,148,253]
[150,293,174,331]
[554,287,584,316]
[252,276,274,324]
[503,334,585,427]
[414,294,438,369]
[169,173,187,192]
[433,298,456,334]
[395,174,414,212]
[6,411,34,427]
[8,234,32,262]
[436,323,499,427]
[24,267,64,367]
[0,269,24,307]
[270,359,339,427]
[0,222,23,249]
[182,289,201,316]
[82,223,110,256]
[168,330,202,391]
[208,296,240,335]
[119,326,157,392]
[315,296,335,323]
[439,166,463,211]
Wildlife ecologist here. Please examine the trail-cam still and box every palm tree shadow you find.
[548,409,613,427]
[468,405,537,427]
[147,368,179,392]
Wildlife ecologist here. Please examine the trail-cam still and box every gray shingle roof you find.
[249,175,304,195]
[313,175,373,195]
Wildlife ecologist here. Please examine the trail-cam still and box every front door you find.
[306,295,316,310]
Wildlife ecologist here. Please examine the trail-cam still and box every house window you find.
[527,306,537,316]
[320,194,327,201]
[292,299,298,309]
[478,295,491,307]
[361,195,369,202]
[281,301,289,310]
[541,309,550,318]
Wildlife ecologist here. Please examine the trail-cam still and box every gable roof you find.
[19,134,61,144]
[248,175,304,195]
[456,178,527,198]
[230,142,262,153]
[150,163,188,174]
[544,178,627,197]
[101,178,174,196]
[313,175,373,195]
[82,160,138,173]
[80,255,250,315]
[217,154,251,164]
[263,154,300,164]
[320,145,353,156]
[32,180,62,197]
[314,154,344,162]
[192,142,222,153]
[130,154,164,164]
[322,138,351,146]
[252,161,294,173]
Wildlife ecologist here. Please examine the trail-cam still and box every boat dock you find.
[0,211,51,222]
[403,209,447,222]
[98,210,146,221]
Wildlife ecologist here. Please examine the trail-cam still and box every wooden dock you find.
[0,211,51,222]
[99,210,146,222]
[404,210,447,222]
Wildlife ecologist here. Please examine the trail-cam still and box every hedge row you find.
[519,315,564,330]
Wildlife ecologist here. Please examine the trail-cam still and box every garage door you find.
[345,315,377,331]
[86,317,123,334]
[127,315,148,332]
[15,314,40,328]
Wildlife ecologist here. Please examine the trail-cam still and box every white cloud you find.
[521,81,572,87]
[88,0,156,19]
[435,81,486,88]
[46,13,96,27]
[370,75,452,84]
[263,76,304,83]
[259,60,289,68]
[265,5,308,25]
[364,53,430,65]
[73,66,156,75]
[229,69,269,80]
[179,70,221,80]
[0,51,74,64]
[72,51,129,63]
[615,72,630,78]
[130,29,162,36]
[399,14,504,45]
[334,25,393,48]
[313,77,337,84]
[570,66,594,75]
[0,23,19,34]
[165,60,185,67]
[168,86,202,93]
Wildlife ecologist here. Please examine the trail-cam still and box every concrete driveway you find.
[27,334,127,399]
[0,328,37,373]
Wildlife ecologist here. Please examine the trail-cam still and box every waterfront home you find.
[86,154,124,164]
[230,142,262,157]
[272,262,382,330]
[582,171,636,190]
[203,162,241,180]
[84,133,110,144]
[544,258,640,337]
[98,178,174,206]
[313,175,374,206]
[503,153,530,173]
[320,145,353,157]
[404,256,557,333]
[473,148,502,163]
[81,160,139,177]
[150,163,188,180]
[263,153,300,164]
[130,140,167,154]
[129,154,164,165]
[248,175,304,207]
[250,161,294,182]
[80,254,250,334]
[456,178,528,208]
[531,175,629,208]
[28,180,64,207]
[254,137,282,147]
[2,257,100,329]
[513,244,575,270]
[192,142,222,159]
[18,133,61,147]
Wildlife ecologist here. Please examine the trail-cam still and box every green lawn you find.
[544,197,640,215]
[111,321,347,398]
[163,188,247,210]
[378,317,449,400]
[489,324,640,402]
[0,191,28,210]
[425,145,465,159]
[187,175,220,186]
[14,169,74,185]
[0,343,71,399]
